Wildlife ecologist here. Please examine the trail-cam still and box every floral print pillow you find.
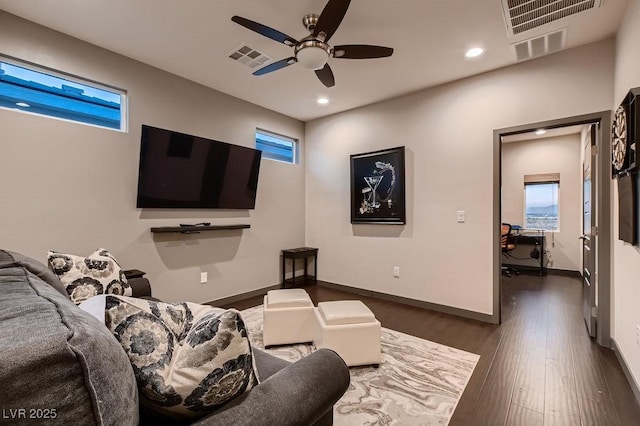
[47,248,131,304]
[104,296,258,419]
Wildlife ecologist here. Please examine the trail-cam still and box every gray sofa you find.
[0,250,350,425]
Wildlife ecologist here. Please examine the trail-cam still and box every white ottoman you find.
[314,300,381,367]
[263,289,314,347]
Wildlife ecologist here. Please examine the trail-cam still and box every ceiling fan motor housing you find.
[302,14,319,32]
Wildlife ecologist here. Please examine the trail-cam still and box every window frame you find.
[0,55,128,132]
[255,128,298,164]
[523,178,560,232]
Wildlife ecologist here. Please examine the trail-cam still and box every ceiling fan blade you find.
[313,0,351,43]
[232,16,299,47]
[314,63,335,88]
[253,57,297,76]
[333,45,394,59]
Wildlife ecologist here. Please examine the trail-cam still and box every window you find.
[255,129,297,164]
[0,57,126,131]
[524,176,559,231]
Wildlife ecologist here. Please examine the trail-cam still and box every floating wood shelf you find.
[150,224,250,234]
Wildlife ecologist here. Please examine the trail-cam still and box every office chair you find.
[501,223,520,277]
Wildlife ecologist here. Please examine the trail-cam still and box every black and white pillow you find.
[104,296,258,419]
[47,248,131,304]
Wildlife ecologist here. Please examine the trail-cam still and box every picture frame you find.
[350,146,406,224]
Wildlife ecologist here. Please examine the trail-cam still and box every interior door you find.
[581,124,597,337]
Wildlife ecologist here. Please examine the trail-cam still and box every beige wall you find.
[305,39,614,316]
[2,2,637,394]
[612,0,640,393]
[0,12,305,303]
[502,134,582,272]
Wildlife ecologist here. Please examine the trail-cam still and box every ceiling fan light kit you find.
[295,40,330,70]
[231,0,393,88]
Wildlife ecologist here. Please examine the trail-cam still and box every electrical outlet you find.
[393,266,400,277]
[457,210,465,223]
[200,272,208,284]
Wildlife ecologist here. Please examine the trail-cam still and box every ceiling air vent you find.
[228,44,272,69]
[501,0,603,36]
[512,28,567,61]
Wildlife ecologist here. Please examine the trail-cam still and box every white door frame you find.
[492,111,612,348]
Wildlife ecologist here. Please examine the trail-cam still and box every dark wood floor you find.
[222,274,640,425]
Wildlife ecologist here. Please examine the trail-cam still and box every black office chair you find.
[501,223,520,277]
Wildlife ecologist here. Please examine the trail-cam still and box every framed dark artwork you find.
[612,87,639,177]
[350,146,406,224]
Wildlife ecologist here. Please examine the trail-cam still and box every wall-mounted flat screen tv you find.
[136,125,262,209]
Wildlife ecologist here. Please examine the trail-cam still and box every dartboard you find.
[612,105,627,172]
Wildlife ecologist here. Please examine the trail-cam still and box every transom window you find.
[255,129,297,164]
[524,175,559,231]
[0,57,126,131]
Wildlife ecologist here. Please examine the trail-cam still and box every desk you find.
[281,247,318,288]
[511,232,545,276]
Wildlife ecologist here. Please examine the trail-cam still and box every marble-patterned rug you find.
[241,306,479,425]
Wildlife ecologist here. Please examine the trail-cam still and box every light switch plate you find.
[200,272,208,284]
[457,210,466,223]
[393,266,400,277]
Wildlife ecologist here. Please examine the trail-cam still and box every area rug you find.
[241,306,479,425]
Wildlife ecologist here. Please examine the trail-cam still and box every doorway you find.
[493,111,612,347]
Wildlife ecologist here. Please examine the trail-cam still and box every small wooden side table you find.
[281,247,318,288]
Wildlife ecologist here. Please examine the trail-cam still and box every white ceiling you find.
[0,0,628,121]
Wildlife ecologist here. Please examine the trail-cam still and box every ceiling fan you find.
[231,0,394,88]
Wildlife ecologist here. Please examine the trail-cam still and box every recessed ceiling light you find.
[535,129,547,135]
[15,102,30,107]
[317,97,329,105]
[465,47,485,58]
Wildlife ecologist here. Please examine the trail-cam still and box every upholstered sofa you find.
[0,250,350,425]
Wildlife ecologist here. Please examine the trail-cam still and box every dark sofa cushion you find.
[7,250,68,296]
[192,348,349,426]
[0,250,138,425]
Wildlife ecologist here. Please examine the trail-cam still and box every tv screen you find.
[136,125,262,209]
[618,173,637,245]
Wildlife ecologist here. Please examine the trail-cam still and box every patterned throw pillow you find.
[104,296,259,419]
[47,248,131,304]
